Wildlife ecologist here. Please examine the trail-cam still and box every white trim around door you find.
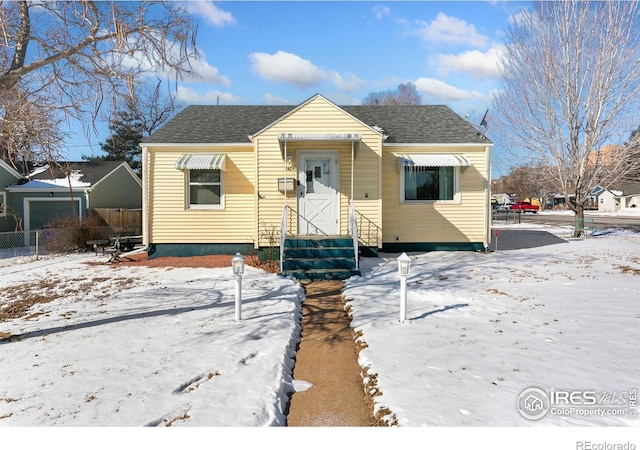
[297,151,339,235]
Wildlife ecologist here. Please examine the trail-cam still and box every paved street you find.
[492,211,640,232]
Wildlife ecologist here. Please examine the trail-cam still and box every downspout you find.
[280,141,288,273]
[84,189,90,222]
[350,141,354,202]
[484,145,492,250]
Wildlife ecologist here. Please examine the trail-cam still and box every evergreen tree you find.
[94,109,144,173]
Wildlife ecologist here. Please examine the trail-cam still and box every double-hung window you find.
[175,154,226,210]
[188,169,223,208]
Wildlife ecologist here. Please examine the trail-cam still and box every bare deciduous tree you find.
[363,82,421,105]
[0,0,198,164]
[493,0,640,236]
[0,86,66,172]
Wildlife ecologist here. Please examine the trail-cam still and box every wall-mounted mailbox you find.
[278,178,295,192]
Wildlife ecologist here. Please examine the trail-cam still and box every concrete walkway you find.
[286,281,373,426]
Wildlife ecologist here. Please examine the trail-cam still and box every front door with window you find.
[298,152,338,235]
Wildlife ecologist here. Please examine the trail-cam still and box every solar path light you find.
[397,252,411,323]
[231,252,245,321]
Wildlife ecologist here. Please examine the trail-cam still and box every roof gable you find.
[0,159,23,180]
[251,94,380,140]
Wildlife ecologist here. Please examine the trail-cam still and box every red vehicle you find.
[510,201,539,213]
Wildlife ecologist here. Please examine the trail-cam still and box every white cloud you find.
[249,50,364,93]
[263,93,293,105]
[508,8,529,26]
[329,72,366,93]
[325,93,362,105]
[185,1,236,28]
[180,56,232,86]
[431,43,504,80]
[372,5,391,20]
[249,51,325,89]
[414,77,473,102]
[116,37,231,87]
[176,86,245,104]
[415,12,489,47]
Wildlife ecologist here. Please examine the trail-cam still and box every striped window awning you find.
[175,154,226,170]
[278,133,362,159]
[278,132,361,142]
[397,154,470,171]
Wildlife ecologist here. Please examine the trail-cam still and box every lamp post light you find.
[397,252,411,323]
[231,252,245,321]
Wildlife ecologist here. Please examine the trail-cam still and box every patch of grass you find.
[0,274,141,322]
[616,264,640,275]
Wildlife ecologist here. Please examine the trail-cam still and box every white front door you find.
[298,152,339,235]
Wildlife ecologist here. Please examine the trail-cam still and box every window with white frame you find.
[0,191,6,216]
[401,166,459,202]
[187,169,223,209]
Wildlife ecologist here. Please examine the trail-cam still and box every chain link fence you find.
[0,226,119,259]
[491,209,523,225]
[0,230,45,259]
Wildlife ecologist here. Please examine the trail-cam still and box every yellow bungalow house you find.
[140,94,493,279]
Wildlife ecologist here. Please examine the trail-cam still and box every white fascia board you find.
[384,142,494,148]
[7,187,72,192]
[0,159,23,179]
[139,143,251,148]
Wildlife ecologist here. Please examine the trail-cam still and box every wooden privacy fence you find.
[89,208,142,237]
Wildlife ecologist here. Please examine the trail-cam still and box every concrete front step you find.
[281,235,359,280]
[283,247,354,259]
[284,237,354,248]
[281,269,361,281]
[282,257,357,271]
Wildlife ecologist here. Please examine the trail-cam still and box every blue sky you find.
[71,1,528,175]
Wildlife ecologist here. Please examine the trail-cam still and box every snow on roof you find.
[28,164,52,178]
[8,169,91,190]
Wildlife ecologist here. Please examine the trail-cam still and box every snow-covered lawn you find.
[0,258,303,426]
[1,224,638,445]
[345,227,639,427]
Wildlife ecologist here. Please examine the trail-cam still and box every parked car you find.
[493,203,511,212]
[510,201,539,213]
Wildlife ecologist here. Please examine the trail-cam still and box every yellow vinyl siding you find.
[382,146,488,244]
[253,96,382,247]
[147,146,255,244]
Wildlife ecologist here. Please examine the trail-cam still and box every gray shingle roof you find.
[31,160,127,185]
[142,102,491,145]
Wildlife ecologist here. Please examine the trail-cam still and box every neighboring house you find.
[589,186,621,212]
[141,94,493,273]
[2,160,141,232]
[617,183,640,211]
[0,159,23,228]
[491,193,512,206]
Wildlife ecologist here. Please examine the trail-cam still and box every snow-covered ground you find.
[1,223,638,447]
[345,226,639,427]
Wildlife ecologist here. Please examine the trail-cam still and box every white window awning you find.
[278,132,361,142]
[397,154,470,171]
[278,133,362,159]
[175,154,226,170]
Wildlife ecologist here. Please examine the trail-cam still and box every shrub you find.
[42,215,104,254]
